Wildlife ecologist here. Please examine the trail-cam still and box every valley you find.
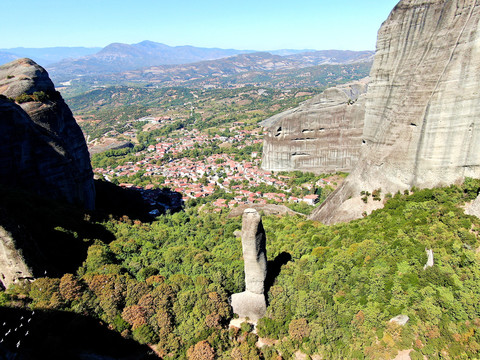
[2,1,480,359]
[75,85,346,216]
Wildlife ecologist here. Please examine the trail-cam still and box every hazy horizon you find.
[2,0,399,51]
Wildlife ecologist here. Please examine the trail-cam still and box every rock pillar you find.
[231,209,267,321]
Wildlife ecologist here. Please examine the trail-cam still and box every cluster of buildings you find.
[94,127,320,212]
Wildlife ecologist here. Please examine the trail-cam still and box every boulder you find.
[389,315,409,326]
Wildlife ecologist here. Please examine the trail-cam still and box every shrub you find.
[15,93,32,104]
[240,321,253,333]
[288,318,310,341]
[187,340,215,360]
[132,324,158,344]
[32,91,49,102]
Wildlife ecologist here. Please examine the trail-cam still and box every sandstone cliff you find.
[0,58,95,209]
[261,81,367,174]
[310,0,480,224]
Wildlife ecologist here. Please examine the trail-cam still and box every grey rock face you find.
[0,226,34,288]
[241,208,267,295]
[0,58,54,98]
[0,59,95,209]
[423,249,434,270]
[465,194,480,218]
[0,204,50,288]
[261,81,367,174]
[230,291,267,321]
[231,209,267,320]
[310,0,480,224]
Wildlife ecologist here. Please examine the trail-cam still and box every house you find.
[302,194,319,206]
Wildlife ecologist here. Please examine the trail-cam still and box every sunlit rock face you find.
[0,58,95,209]
[261,81,367,174]
[310,0,480,224]
[231,209,267,321]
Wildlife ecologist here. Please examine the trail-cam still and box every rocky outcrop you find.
[231,209,267,321]
[423,249,434,270]
[261,81,367,174]
[227,204,305,218]
[0,58,95,209]
[389,315,409,326]
[310,0,480,224]
[0,226,34,288]
[465,194,480,218]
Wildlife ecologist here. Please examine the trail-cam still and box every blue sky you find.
[2,0,399,50]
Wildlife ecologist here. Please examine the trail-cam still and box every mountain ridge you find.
[53,51,373,90]
[44,40,374,83]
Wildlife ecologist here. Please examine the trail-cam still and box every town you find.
[91,123,341,214]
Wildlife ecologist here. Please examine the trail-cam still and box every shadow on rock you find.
[0,185,115,281]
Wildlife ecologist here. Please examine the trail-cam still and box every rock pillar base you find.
[231,291,266,321]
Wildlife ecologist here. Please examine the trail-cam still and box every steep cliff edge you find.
[0,58,95,209]
[310,0,480,224]
[0,59,95,287]
[261,80,367,174]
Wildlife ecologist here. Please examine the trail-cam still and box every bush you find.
[132,324,158,344]
[32,91,49,102]
[15,93,32,104]
[240,321,253,333]
[14,91,50,104]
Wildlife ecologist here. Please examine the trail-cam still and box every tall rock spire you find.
[231,209,267,321]
[241,208,267,295]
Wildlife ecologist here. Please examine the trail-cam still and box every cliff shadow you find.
[0,185,115,280]
[0,181,184,283]
[0,306,158,359]
[265,252,292,299]
[94,179,183,223]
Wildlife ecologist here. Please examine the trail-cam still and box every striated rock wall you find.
[0,58,95,209]
[261,81,367,174]
[310,0,480,224]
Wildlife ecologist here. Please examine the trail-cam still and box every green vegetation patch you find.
[3,179,480,359]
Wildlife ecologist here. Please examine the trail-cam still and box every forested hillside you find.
[2,180,480,359]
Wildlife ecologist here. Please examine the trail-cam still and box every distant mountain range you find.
[0,46,101,66]
[46,41,257,81]
[104,51,374,87]
[57,52,372,92]
[0,41,374,88]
